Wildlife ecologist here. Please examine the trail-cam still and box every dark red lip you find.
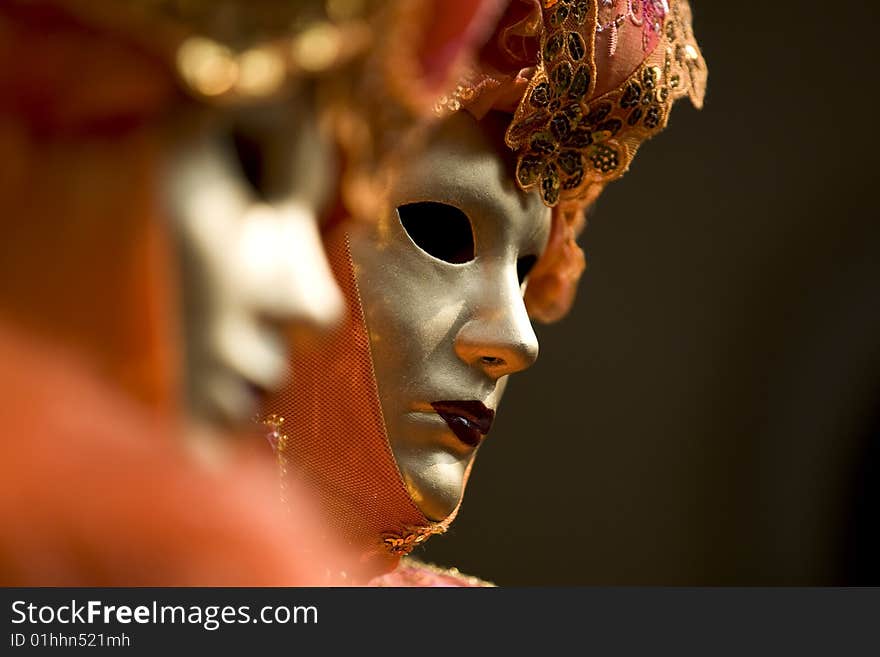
[430,400,495,448]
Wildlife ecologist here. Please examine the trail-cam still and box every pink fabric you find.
[464,0,670,118]
[369,561,493,587]
[417,0,509,94]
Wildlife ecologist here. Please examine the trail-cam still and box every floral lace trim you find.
[506,0,706,208]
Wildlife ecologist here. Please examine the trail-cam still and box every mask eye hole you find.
[230,127,268,200]
[397,202,475,264]
[517,255,538,284]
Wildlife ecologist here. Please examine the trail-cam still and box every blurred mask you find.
[165,93,344,429]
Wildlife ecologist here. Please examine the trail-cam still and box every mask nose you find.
[240,202,345,333]
[453,268,539,379]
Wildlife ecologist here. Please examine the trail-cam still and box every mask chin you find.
[396,446,474,522]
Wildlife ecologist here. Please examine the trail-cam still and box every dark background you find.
[420,1,880,584]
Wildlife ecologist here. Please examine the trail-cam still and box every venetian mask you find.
[165,95,344,429]
[348,111,551,521]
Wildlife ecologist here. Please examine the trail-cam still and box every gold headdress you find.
[19,0,374,105]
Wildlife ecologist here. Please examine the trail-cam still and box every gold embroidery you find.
[506,0,706,208]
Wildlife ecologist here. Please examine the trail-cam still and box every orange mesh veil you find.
[263,228,465,577]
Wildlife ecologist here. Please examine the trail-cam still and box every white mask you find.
[349,112,551,520]
[166,98,344,429]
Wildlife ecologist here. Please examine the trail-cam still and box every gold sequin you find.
[177,37,238,97]
[290,22,343,73]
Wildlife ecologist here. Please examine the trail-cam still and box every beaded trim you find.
[381,525,447,556]
[260,413,292,512]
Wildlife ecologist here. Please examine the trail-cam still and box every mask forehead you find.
[388,113,551,263]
